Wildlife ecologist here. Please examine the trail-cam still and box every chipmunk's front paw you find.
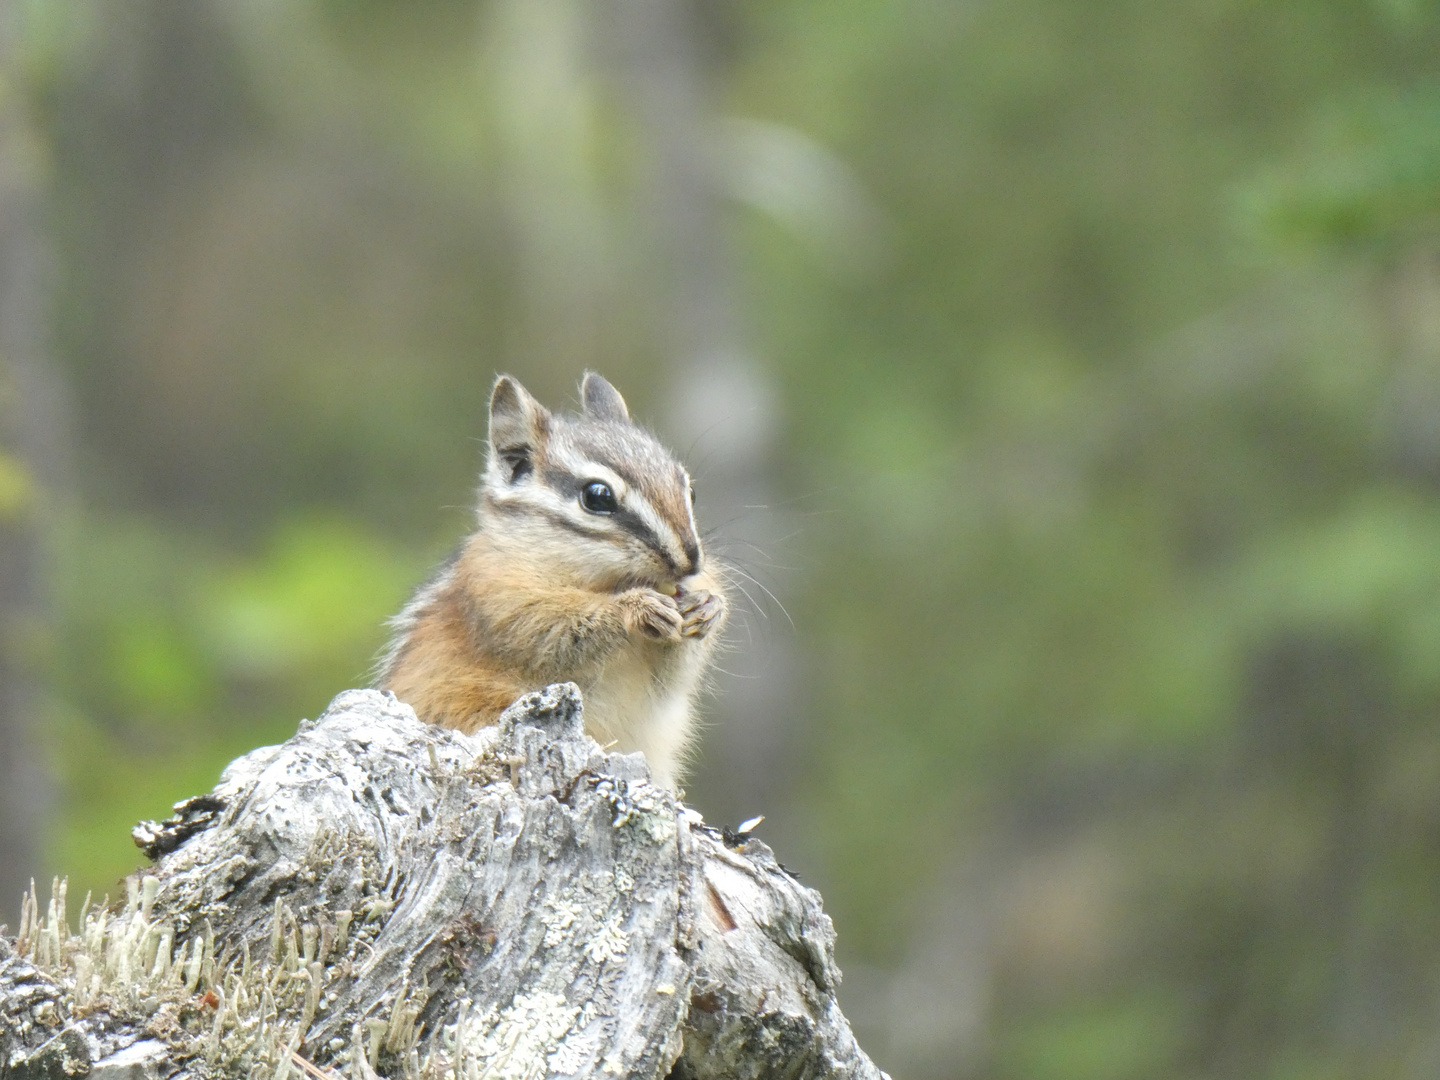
[678,589,726,639]
[620,588,683,641]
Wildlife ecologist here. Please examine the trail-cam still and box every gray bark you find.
[0,685,884,1080]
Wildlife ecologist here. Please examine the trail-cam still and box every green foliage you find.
[48,513,421,906]
[0,450,35,521]
[17,0,1440,1076]
[995,995,1186,1080]
[1242,88,1440,252]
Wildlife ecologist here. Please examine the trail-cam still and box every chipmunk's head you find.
[479,373,704,590]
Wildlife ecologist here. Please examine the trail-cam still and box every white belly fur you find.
[578,638,711,789]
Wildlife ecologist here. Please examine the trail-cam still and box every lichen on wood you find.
[1,685,886,1080]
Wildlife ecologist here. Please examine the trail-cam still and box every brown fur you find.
[377,374,727,786]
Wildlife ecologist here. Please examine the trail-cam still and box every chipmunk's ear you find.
[489,375,550,482]
[580,372,631,424]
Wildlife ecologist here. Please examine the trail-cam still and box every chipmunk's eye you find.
[689,484,697,506]
[581,481,618,514]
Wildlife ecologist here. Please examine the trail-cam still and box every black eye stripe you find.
[616,509,675,567]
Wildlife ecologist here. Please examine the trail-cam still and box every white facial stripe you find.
[547,444,628,500]
[545,442,588,477]
[682,473,698,544]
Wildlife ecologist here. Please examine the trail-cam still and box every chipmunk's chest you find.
[578,642,705,788]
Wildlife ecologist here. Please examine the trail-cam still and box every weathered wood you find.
[1,685,885,1080]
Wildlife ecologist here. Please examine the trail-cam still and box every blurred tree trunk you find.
[604,0,799,835]
[0,0,67,927]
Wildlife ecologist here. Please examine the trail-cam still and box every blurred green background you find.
[4,0,1440,1076]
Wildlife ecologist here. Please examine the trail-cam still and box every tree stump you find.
[0,685,885,1080]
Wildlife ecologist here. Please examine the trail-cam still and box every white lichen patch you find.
[439,992,579,1080]
[634,811,675,846]
[583,918,629,964]
[541,897,582,949]
[547,1031,598,1076]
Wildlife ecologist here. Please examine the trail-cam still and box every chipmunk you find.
[375,372,727,788]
